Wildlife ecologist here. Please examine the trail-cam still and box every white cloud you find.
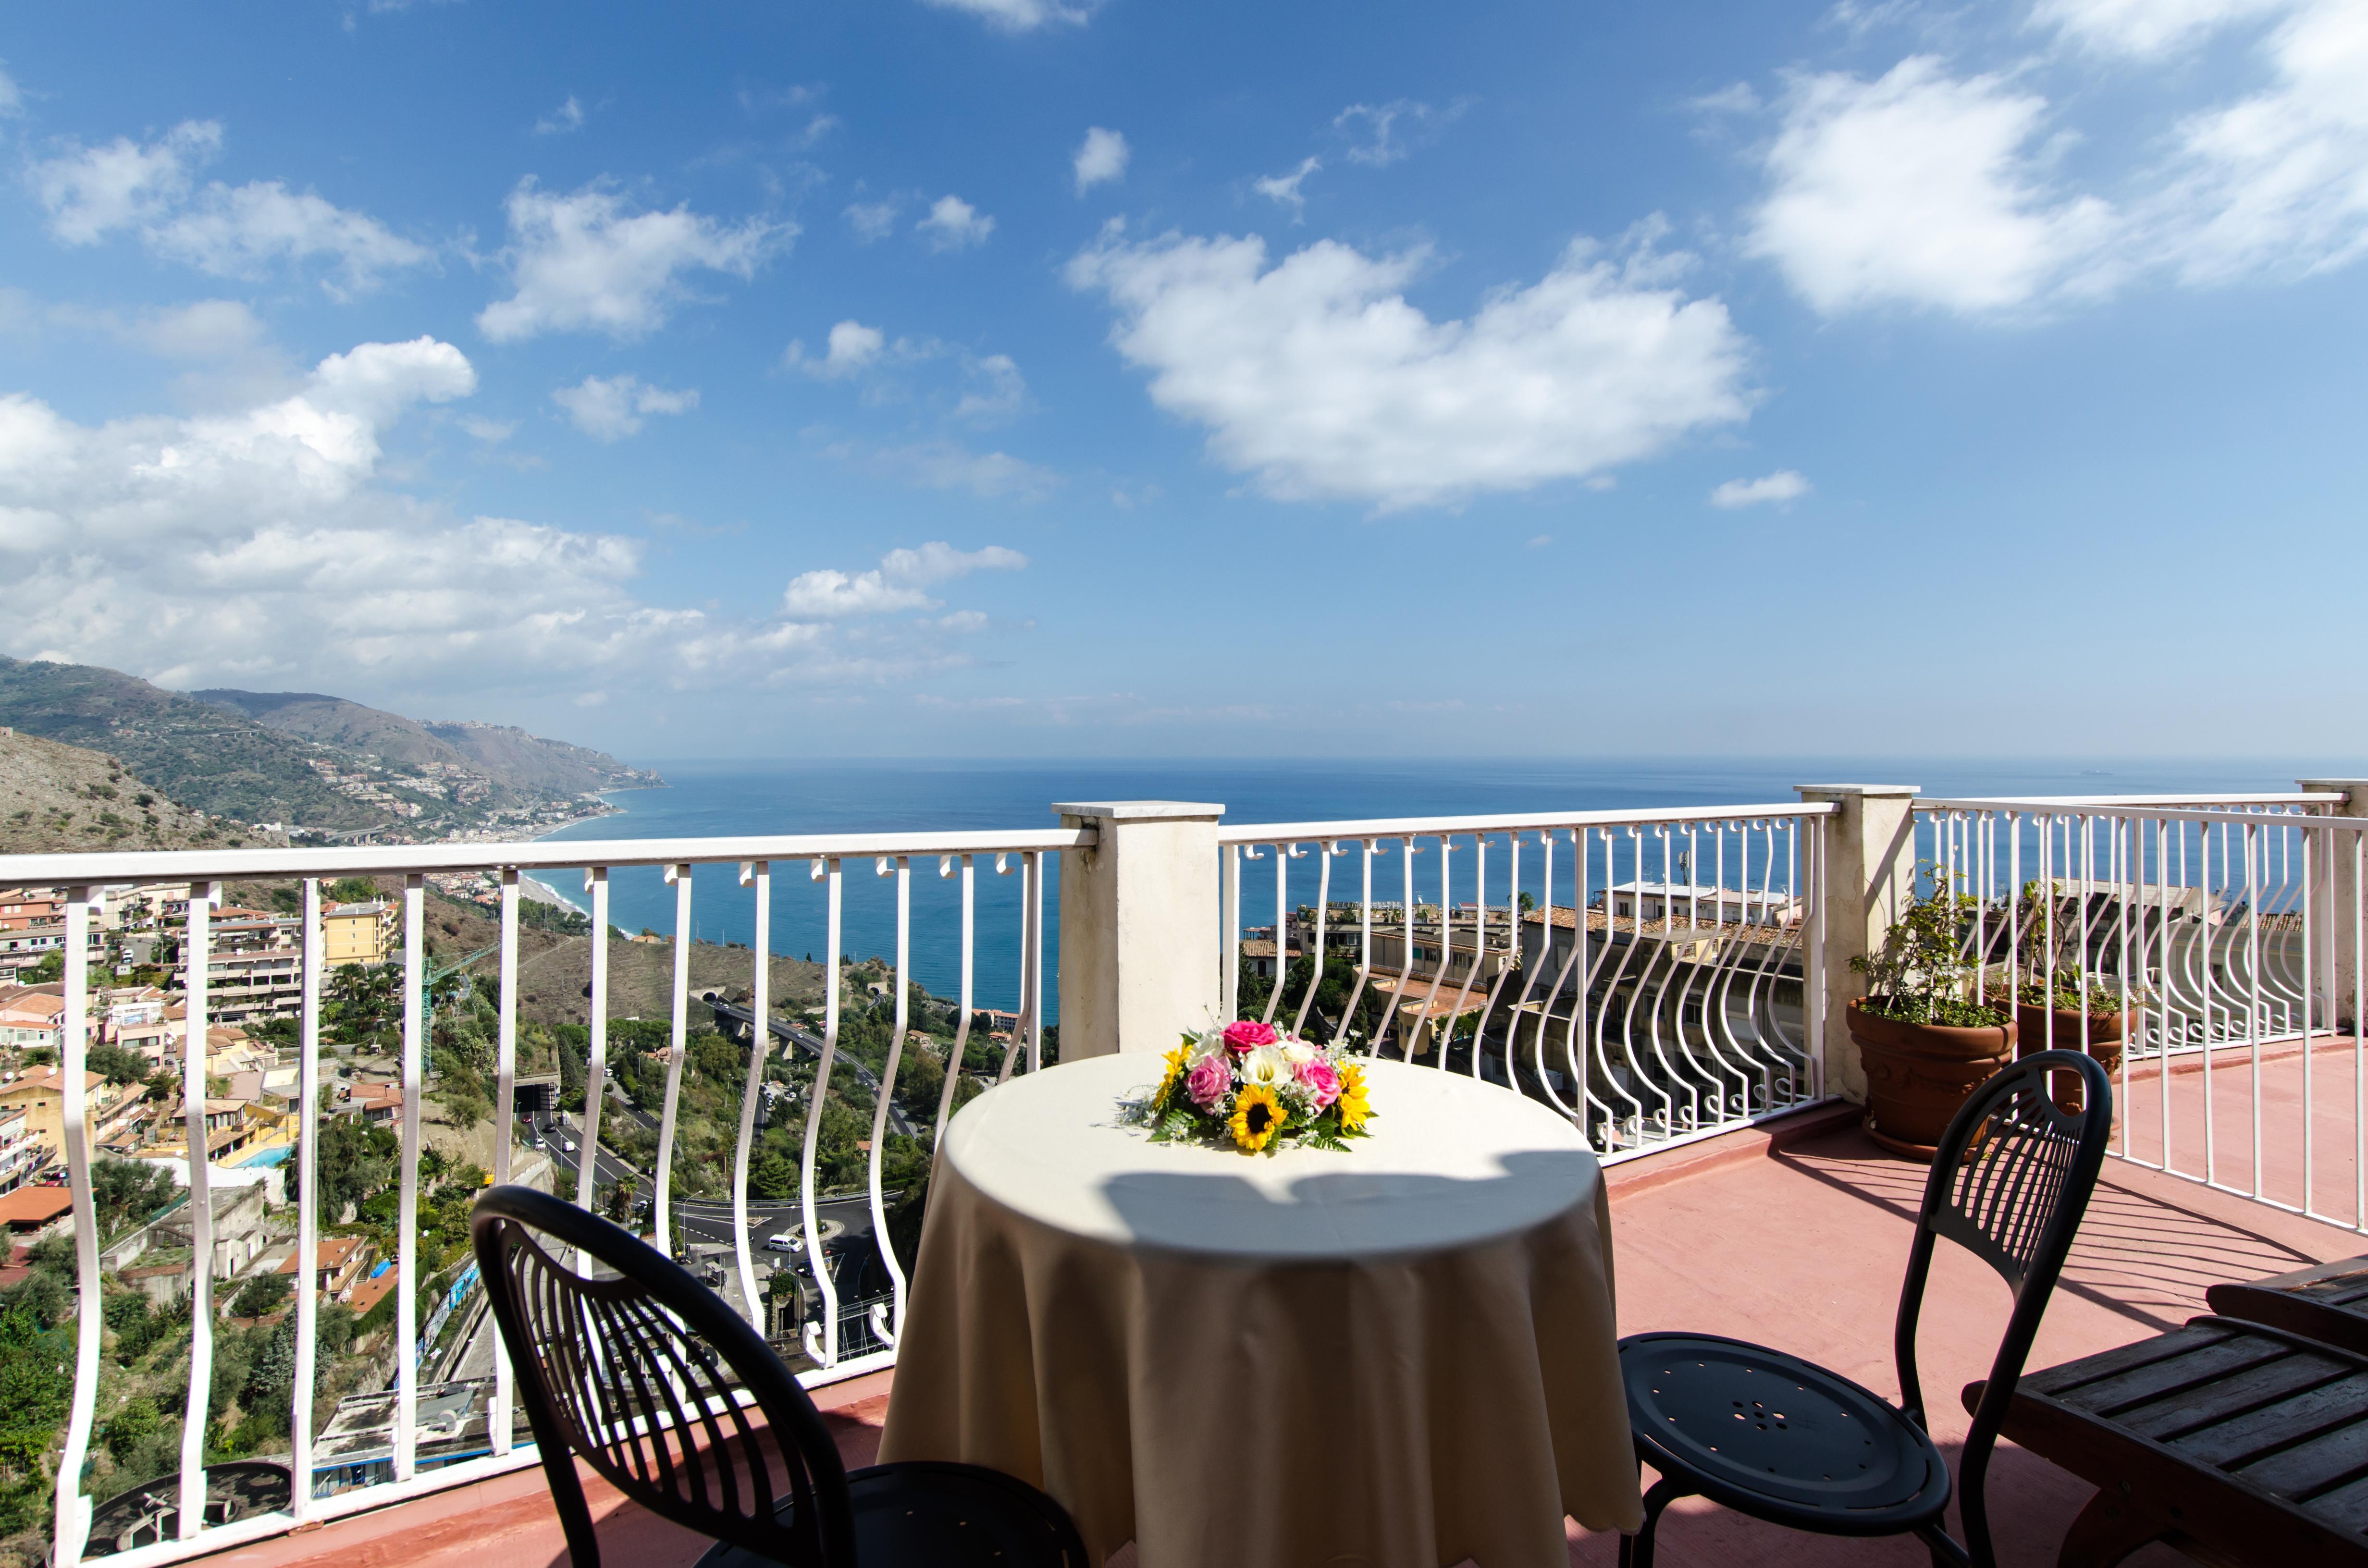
[2151,0,2368,282]
[1065,219,1753,510]
[551,373,700,441]
[0,340,1004,697]
[535,96,586,134]
[1254,157,1322,220]
[919,0,1098,30]
[844,200,899,243]
[477,179,790,342]
[1074,126,1130,194]
[917,194,994,251]
[1747,57,2118,315]
[30,121,219,243]
[955,354,1027,421]
[1527,533,1553,548]
[1709,470,1810,508]
[0,61,21,118]
[2035,0,2288,57]
[788,319,887,378]
[27,121,431,296]
[459,414,516,442]
[1333,100,1462,167]
[781,541,1026,619]
[826,438,1061,500]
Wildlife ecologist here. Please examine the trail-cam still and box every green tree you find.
[327,877,380,904]
[229,1272,291,1321]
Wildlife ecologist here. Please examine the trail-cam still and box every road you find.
[706,999,917,1137]
[541,1122,888,1248]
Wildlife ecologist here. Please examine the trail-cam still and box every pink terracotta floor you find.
[209,1050,2363,1568]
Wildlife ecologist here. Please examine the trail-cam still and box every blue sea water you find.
[528,757,2346,1017]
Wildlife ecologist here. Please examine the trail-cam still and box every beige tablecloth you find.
[878,1054,1642,1568]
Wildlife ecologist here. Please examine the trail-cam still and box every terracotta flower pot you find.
[2013,1003,2127,1120]
[1847,999,2016,1163]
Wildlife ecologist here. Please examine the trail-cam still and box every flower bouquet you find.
[1128,1020,1374,1154]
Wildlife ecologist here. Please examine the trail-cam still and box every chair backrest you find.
[471,1185,857,1568]
[1892,1050,2111,1568]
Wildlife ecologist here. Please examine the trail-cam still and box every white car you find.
[560,1138,577,1153]
[765,1232,803,1253]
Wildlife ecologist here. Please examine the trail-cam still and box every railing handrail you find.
[1217,800,1836,846]
[1917,793,2342,811]
[0,826,1096,886]
[1919,798,2367,830]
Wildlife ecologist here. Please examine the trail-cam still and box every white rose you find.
[1282,1041,1316,1066]
[1240,1044,1292,1089]
[1186,1029,1228,1065]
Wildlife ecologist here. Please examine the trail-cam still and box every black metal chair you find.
[1616,1049,2112,1568]
[471,1184,1086,1568]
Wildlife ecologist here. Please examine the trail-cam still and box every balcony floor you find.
[209,1052,2359,1568]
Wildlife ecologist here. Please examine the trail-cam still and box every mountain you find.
[0,728,279,854]
[420,720,663,796]
[0,658,662,840]
[0,659,381,830]
[194,690,660,796]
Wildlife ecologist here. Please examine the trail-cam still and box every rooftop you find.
[206,1054,2350,1568]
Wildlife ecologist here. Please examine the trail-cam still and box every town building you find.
[322,900,396,966]
[0,1065,142,1167]
[0,1104,31,1192]
[154,1182,269,1280]
[0,1185,75,1243]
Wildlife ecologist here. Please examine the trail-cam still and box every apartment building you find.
[322,900,396,967]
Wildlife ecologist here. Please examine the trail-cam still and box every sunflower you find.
[1151,1042,1190,1112]
[1335,1063,1371,1133]
[1229,1083,1286,1152]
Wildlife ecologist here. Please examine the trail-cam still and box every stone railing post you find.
[1054,801,1225,1058]
[1795,784,1921,1105]
[2299,779,2368,1031]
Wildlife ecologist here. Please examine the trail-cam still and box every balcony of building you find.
[12,784,2368,1568]
[184,1043,2357,1568]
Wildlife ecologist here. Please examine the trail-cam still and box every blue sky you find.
[1,0,2362,761]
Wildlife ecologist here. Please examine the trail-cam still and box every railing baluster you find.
[54,885,99,1566]
[490,867,514,1459]
[396,873,424,1481]
[867,856,913,1345]
[578,868,611,1210]
[181,882,219,1532]
[732,861,770,1330]
[295,878,326,1488]
[801,857,843,1365]
[934,855,973,1146]
[654,864,692,1249]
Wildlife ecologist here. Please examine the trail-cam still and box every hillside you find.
[0,659,377,830]
[0,658,663,843]
[0,730,282,854]
[423,720,662,796]
[194,692,659,796]
[189,689,482,774]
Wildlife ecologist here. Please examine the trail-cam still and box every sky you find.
[0,0,2363,763]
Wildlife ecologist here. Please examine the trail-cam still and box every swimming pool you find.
[238,1144,295,1167]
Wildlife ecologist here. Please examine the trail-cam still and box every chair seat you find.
[1620,1331,1952,1536]
[692,1460,1087,1568]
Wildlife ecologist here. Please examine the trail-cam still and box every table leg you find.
[2057,1487,2171,1568]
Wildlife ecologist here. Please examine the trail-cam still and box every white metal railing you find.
[1915,794,2368,1230]
[9,825,1080,1568]
[1218,802,1838,1162]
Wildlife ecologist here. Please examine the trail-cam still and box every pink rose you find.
[1295,1056,1342,1110]
[1186,1054,1233,1111]
[1222,1020,1279,1053]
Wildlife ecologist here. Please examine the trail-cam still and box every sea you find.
[526,757,2349,1018]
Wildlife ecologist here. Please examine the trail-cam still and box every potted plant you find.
[1847,866,2015,1161]
[1997,881,2138,1114]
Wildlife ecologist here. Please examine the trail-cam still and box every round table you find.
[877,1054,1643,1568]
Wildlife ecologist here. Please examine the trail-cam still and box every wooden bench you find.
[2210,1255,2368,1359]
[1964,1316,2368,1566]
